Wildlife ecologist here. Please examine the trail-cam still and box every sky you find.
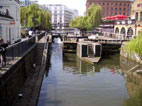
[38,0,87,16]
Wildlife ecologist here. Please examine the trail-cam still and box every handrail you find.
[0,32,46,68]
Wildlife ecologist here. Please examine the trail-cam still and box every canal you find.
[38,43,142,106]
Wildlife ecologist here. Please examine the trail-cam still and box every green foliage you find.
[87,4,102,28]
[125,30,142,56]
[123,87,142,106]
[69,4,102,31]
[20,4,51,29]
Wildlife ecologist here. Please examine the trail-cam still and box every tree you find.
[87,4,102,28]
[69,4,102,36]
[70,16,92,36]
[20,4,51,30]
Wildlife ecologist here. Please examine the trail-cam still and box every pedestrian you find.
[1,39,8,66]
[0,45,4,67]
[29,30,33,38]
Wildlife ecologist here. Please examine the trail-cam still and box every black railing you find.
[0,32,46,67]
[37,32,45,41]
[5,36,36,65]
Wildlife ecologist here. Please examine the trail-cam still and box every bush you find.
[125,30,142,57]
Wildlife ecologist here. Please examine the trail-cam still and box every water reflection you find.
[120,56,142,106]
[63,53,122,76]
[38,43,142,106]
[63,53,95,76]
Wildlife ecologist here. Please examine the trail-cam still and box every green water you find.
[38,43,142,106]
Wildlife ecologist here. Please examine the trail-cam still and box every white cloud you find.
[38,0,86,16]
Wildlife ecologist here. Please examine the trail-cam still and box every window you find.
[119,8,121,11]
[115,8,117,11]
[124,8,126,11]
[120,3,122,6]
[107,3,109,5]
[123,13,125,15]
[121,28,126,36]
[127,27,133,36]
[115,28,119,34]
[136,12,138,21]
[140,12,142,21]
[115,3,117,6]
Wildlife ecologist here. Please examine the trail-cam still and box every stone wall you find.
[0,45,37,106]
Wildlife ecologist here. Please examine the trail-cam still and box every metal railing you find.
[0,32,46,68]
[5,36,36,65]
[102,32,132,41]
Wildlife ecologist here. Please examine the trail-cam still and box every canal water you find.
[37,43,142,106]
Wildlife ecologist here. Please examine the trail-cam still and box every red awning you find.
[114,15,128,18]
[102,15,128,21]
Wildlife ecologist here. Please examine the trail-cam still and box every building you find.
[114,0,142,37]
[0,0,21,44]
[45,4,78,29]
[86,0,133,18]
[19,0,38,7]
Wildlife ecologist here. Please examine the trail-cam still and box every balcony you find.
[0,11,13,19]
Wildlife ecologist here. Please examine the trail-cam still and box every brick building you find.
[86,0,133,17]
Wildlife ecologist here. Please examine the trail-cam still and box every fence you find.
[0,32,45,67]
[102,32,132,41]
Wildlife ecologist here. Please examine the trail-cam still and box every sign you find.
[10,22,15,24]
[116,21,120,25]
[122,21,126,25]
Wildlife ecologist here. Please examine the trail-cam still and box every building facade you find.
[114,0,142,37]
[86,0,133,18]
[19,0,37,7]
[0,0,21,44]
[45,4,78,29]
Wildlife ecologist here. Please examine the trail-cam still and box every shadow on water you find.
[38,43,142,106]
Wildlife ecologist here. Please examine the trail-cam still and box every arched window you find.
[127,27,133,36]
[115,28,119,34]
[121,27,125,36]
[136,12,138,21]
